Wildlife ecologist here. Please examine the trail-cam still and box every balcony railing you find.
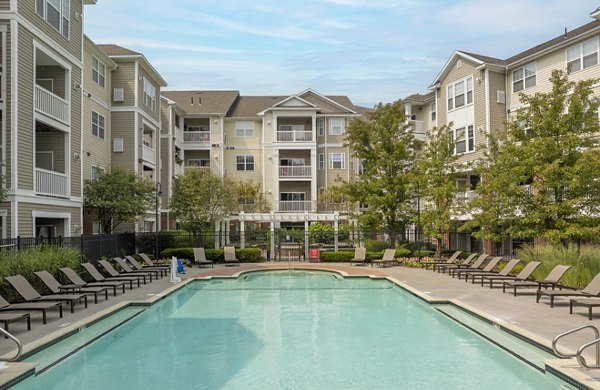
[279,200,313,212]
[184,131,210,143]
[276,131,312,142]
[142,145,156,163]
[35,168,68,198]
[279,166,311,178]
[410,120,426,140]
[35,85,69,125]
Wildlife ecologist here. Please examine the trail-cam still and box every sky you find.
[85,1,600,107]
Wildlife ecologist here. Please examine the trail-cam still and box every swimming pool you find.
[12,270,569,389]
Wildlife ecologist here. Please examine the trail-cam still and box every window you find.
[329,153,345,169]
[451,125,475,154]
[513,63,536,93]
[143,78,156,111]
[280,192,305,201]
[318,153,324,170]
[236,155,254,171]
[431,101,436,121]
[92,221,104,235]
[279,124,305,131]
[92,56,105,87]
[91,111,105,139]
[567,38,598,73]
[280,158,305,166]
[329,118,345,135]
[36,0,70,39]
[317,119,324,136]
[447,77,473,111]
[235,121,254,137]
[91,166,105,181]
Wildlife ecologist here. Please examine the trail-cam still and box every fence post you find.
[80,234,84,261]
[16,236,20,251]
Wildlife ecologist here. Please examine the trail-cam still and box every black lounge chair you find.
[480,261,541,288]
[421,251,461,270]
[537,273,600,308]
[62,266,129,294]
[139,253,166,268]
[0,294,60,324]
[5,275,87,313]
[449,255,489,278]
[570,297,600,320]
[0,312,30,334]
[464,257,517,284]
[99,260,150,284]
[193,248,214,268]
[113,258,156,282]
[502,265,572,296]
[434,253,478,273]
[125,255,168,277]
[34,271,110,304]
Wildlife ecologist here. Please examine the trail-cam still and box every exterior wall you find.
[137,63,160,122]
[16,27,35,191]
[110,111,135,172]
[82,99,110,180]
[18,203,80,237]
[488,69,507,137]
[110,62,135,107]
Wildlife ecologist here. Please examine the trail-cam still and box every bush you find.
[321,251,355,262]
[412,249,435,257]
[365,240,389,252]
[0,247,80,301]
[395,248,411,257]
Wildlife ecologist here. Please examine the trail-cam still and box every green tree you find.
[416,125,463,257]
[342,100,419,246]
[232,180,271,213]
[83,168,156,234]
[170,168,235,234]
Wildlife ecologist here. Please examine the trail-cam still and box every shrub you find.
[320,251,355,262]
[395,247,411,257]
[161,247,263,263]
[235,248,263,262]
[365,240,389,252]
[412,250,435,257]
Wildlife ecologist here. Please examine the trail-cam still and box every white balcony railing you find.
[410,120,426,140]
[279,200,313,212]
[279,166,311,178]
[35,168,68,198]
[142,145,156,163]
[184,131,210,143]
[276,131,313,142]
[35,85,69,125]
[453,190,478,202]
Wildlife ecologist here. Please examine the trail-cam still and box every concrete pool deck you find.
[1,262,600,389]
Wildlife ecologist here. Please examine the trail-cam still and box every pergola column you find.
[270,219,275,261]
[304,216,309,261]
[240,213,246,249]
[334,213,339,252]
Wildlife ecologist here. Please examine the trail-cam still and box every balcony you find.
[35,85,69,125]
[184,131,210,143]
[454,190,478,202]
[279,166,311,178]
[410,120,426,140]
[142,145,156,163]
[276,131,312,142]
[174,163,184,176]
[279,200,313,212]
[36,168,68,198]
[175,127,184,142]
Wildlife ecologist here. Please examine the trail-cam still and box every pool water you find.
[13,271,568,389]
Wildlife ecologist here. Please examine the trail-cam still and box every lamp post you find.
[155,182,162,260]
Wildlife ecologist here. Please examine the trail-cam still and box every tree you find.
[232,180,270,213]
[342,100,419,246]
[318,186,350,213]
[416,125,463,257]
[170,168,235,234]
[84,168,156,234]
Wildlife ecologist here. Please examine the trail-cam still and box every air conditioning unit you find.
[211,143,220,147]
[113,88,124,102]
[113,138,124,152]
[496,90,506,104]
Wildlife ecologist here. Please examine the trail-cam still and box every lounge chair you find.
[464,258,519,284]
[0,294,61,324]
[112,258,155,282]
[480,261,542,288]
[5,275,87,313]
[459,256,503,281]
[34,271,110,304]
[371,249,397,268]
[98,260,150,285]
[125,255,168,277]
[193,248,214,268]
[62,265,130,293]
[448,254,489,278]
[224,246,239,267]
[570,297,600,320]
[420,251,462,270]
[502,265,572,296]
[537,273,600,308]
[434,253,478,273]
[350,248,367,266]
[0,312,30,333]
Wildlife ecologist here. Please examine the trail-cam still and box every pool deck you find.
[1,262,600,389]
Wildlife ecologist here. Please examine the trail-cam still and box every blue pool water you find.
[13,271,567,389]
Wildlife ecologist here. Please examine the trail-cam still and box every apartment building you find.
[0,0,101,239]
[406,9,600,254]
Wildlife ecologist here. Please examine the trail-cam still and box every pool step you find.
[436,305,556,372]
[23,307,145,374]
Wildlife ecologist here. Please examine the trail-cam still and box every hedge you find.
[320,251,355,262]
[161,247,264,263]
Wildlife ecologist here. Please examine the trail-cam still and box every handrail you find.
[553,324,600,366]
[0,327,23,361]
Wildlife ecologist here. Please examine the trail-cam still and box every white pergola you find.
[216,212,341,261]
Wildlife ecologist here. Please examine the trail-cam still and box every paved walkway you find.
[1,262,600,388]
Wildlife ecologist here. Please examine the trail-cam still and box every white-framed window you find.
[329,153,345,169]
[451,125,475,155]
[35,0,70,39]
[329,118,345,135]
[447,77,473,111]
[317,119,325,136]
[567,37,598,73]
[143,78,157,111]
[92,56,105,87]
[92,221,104,235]
[91,111,105,139]
[318,153,325,170]
[91,165,105,181]
[512,63,536,93]
[280,192,305,201]
[236,155,255,171]
[431,101,436,121]
[235,121,254,137]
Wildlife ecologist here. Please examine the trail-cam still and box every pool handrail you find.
[553,324,600,368]
[0,327,22,361]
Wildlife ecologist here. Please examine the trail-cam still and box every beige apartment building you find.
[406,9,600,255]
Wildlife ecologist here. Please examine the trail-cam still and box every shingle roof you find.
[162,91,240,115]
[325,95,358,113]
[459,51,506,66]
[97,44,141,57]
[404,92,435,103]
[227,96,287,117]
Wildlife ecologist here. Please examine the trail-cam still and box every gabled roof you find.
[228,96,287,117]
[97,44,141,57]
[404,91,435,104]
[430,51,490,88]
[97,44,168,87]
[161,91,240,115]
[459,51,505,66]
[270,95,318,109]
[298,89,358,114]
